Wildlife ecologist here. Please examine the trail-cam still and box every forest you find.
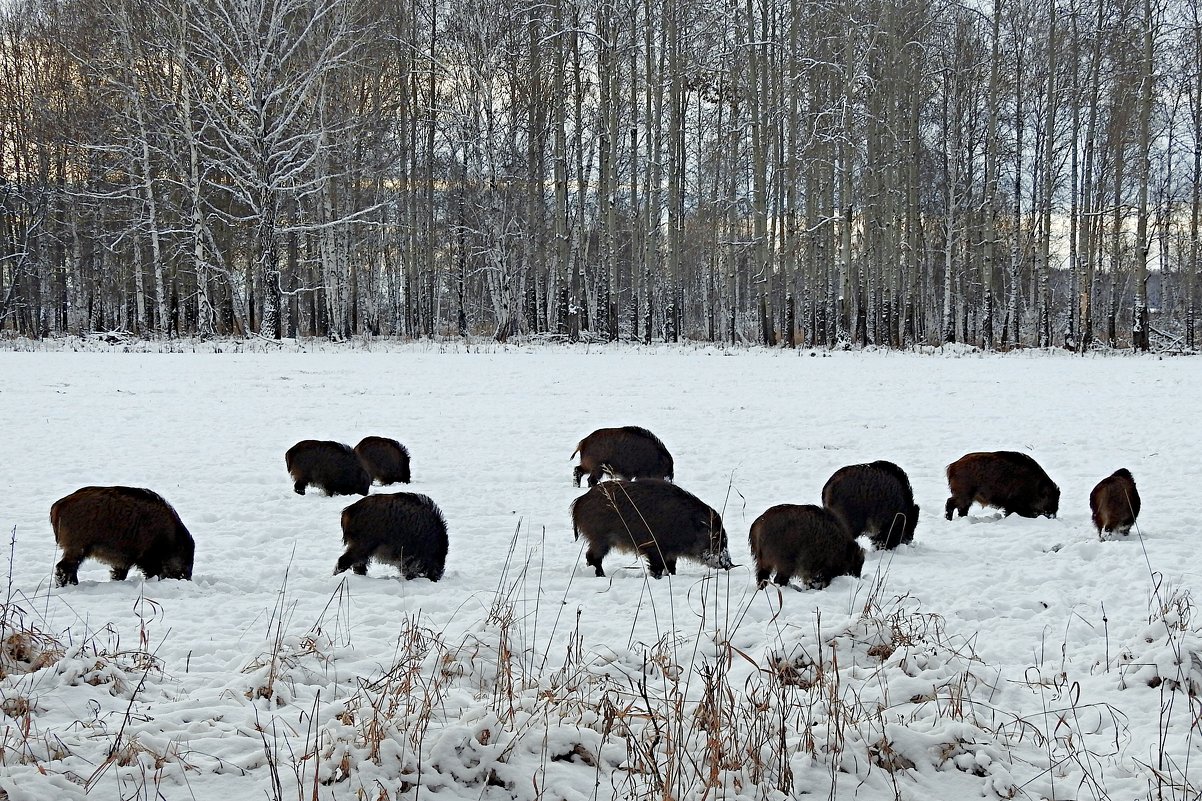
[0,0,1198,349]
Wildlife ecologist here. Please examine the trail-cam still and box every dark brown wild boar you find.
[749,504,865,590]
[570,479,731,578]
[285,440,371,496]
[821,460,919,549]
[354,436,412,485]
[1090,468,1140,538]
[572,426,674,487]
[50,486,195,587]
[945,450,1060,520]
[335,493,448,580]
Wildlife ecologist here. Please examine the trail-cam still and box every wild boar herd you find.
[47,426,1142,591]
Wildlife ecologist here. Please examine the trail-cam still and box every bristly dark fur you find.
[335,492,448,580]
[286,440,371,497]
[570,479,730,578]
[50,486,195,587]
[945,450,1060,519]
[1090,468,1140,538]
[571,426,674,487]
[354,436,412,485]
[749,504,864,590]
[821,460,919,549]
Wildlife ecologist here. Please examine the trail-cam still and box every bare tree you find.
[1190,2,1202,349]
[1131,0,1155,351]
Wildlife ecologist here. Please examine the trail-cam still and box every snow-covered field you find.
[1,339,1199,801]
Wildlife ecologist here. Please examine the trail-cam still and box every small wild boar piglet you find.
[570,479,731,579]
[51,486,195,587]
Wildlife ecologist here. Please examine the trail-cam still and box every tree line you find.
[0,0,1198,349]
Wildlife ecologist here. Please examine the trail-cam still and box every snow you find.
[1,339,1199,800]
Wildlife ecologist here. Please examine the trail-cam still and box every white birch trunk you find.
[1132,0,1154,351]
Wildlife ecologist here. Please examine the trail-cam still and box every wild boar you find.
[335,492,448,580]
[570,479,732,578]
[354,436,412,485]
[945,450,1060,519]
[50,486,195,587]
[1090,468,1140,538]
[821,460,919,549]
[572,426,674,487]
[285,439,371,497]
[749,504,865,590]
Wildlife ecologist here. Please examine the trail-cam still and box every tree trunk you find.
[1077,0,1104,353]
[1038,2,1056,348]
[838,34,854,344]
[1007,41,1025,348]
[1190,11,1202,350]
[1132,0,1154,352]
[981,0,1001,350]
[126,32,167,337]
[179,22,215,338]
[941,64,958,345]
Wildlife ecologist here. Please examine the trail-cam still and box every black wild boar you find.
[821,460,920,549]
[1090,468,1141,538]
[572,426,674,487]
[354,436,412,485]
[50,486,195,587]
[335,493,448,580]
[570,479,732,578]
[749,504,865,590]
[945,450,1060,520]
[285,440,371,496]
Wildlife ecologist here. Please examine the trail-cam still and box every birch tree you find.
[1190,2,1201,349]
[184,0,360,337]
[1131,0,1155,351]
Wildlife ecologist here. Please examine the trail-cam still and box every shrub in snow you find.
[1120,630,1202,695]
